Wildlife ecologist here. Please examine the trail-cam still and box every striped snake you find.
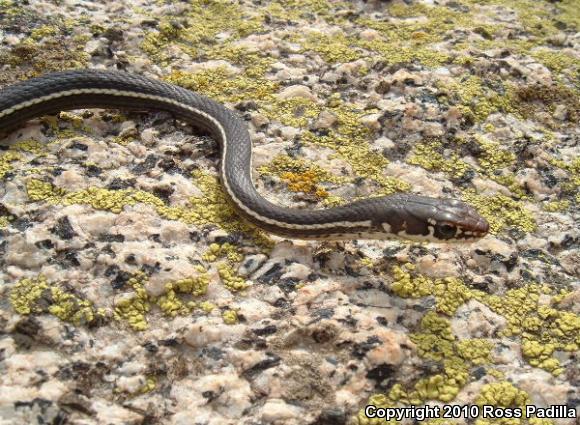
[0,70,489,241]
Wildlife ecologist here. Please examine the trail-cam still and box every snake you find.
[0,70,489,241]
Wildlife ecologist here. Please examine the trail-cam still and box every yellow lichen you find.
[390,265,579,377]
[166,67,278,104]
[542,200,570,212]
[10,275,51,315]
[0,151,21,179]
[301,107,410,196]
[202,243,242,263]
[262,97,321,129]
[407,140,471,179]
[280,170,329,198]
[358,38,450,68]
[461,191,536,234]
[156,289,190,318]
[112,267,217,330]
[456,339,493,365]
[0,216,11,228]
[532,49,580,76]
[476,381,529,406]
[29,25,59,41]
[476,136,516,171]
[204,44,274,78]
[165,266,209,297]
[473,381,555,425]
[411,312,456,362]
[512,82,579,124]
[266,0,339,22]
[359,265,577,422]
[549,156,580,194]
[437,75,516,123]
[407,136,526,198]
[222,309,238,325]
[137,376,157,394]
[1,23,89,83]
[112,133,136,146]
[10,275,104,326]
[113,272,150,331]
[383,312,479,404]
[413,359,469,402]
[11,139,45,154]
[158,271,210,317]
[199,301,216,313]
[477,286,578,376]
[299,31,362,63]
[391,264,472,316]
[25,169,270,245]
[354,1,502,70]
[217,263,248,292]
[487,368,505,380]
[141,0,263,63]
[355,393,397,425]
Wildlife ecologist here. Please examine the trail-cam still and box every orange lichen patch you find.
[280,170,329,198]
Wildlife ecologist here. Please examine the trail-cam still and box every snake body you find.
[0,70,488,241]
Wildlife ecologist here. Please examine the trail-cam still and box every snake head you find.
[381,195,489,242]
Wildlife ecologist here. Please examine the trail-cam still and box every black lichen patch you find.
[310,322,339,344]
[35,239,54,249]
[98,233,125,243]
[253,324,277,336]
[310,307,335,322]
[366,363,396,390]
[69,141,88,151]
[352,336,382,359]
[11,217,33,231]
[51,216,76,240]
[277,277,301,293]
[142,341,159,353]
[106,178,135,190]
[242,353,281,379]
[158,158,183,174]
[13,316,42,340]
[131,154,160,175]
[257,262,284,284]
[152,185,175,203]
[52,249,81,267]
[105,266,133,290]
[315,409,347,425]
[55,360,110,394]
[85,164,102,177]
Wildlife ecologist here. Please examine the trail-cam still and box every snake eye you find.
[437,223,456,237]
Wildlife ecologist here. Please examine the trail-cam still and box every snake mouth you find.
[460,227,488,239]
[475,217,490,234]
[461,205,490,237]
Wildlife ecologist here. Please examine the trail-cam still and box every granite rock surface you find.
[0,0,578,424]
